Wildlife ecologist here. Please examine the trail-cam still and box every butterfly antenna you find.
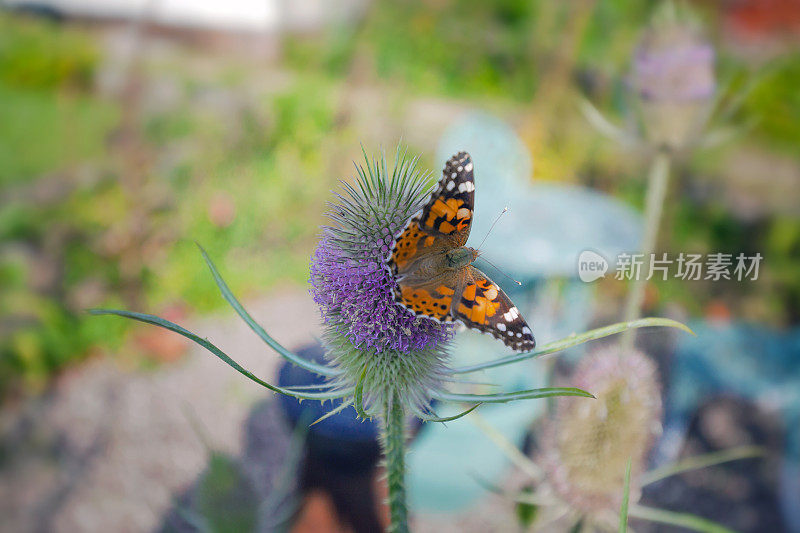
[477,207,508,250]
[480,255,522,286]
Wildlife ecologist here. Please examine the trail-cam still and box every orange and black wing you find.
[417,151,475,242]
[387,151,475,277]
[452,267,536,352]
[395,283,457,323]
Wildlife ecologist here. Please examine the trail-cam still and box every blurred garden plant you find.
[581,2,732,155]
[93,148,689,532]
[579,2,760,338]
[475,347,762,532]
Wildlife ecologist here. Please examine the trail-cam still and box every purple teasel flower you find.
[309,150,456,416]
[631,31,716,103]
[629,4,717,150]
[310,239,452,355]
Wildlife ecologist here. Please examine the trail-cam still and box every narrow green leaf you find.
[310,399,354,426]
[416,404,480,422]
[629,505,735,533]
[433,386,594,404]
[641,446,764,486]
[579,97,636,146]
[619,458,632,533]
[452,317,694,374]
[470,473,557,507]
[197,244,338,377]
[279,383,337,391]
[90,309,346,401]
[354,366,370,419]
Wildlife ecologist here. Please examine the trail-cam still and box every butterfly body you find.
[446,247,479,270]
[385,152,536,352]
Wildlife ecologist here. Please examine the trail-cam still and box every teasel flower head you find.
[631,1,716,150]
[309,150,454,416]
[540,346,662,516]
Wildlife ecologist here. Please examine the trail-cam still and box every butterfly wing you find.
[417,151,475,244]
[452,266,536,352]
[387,151,475,277]
[395,282,457,323]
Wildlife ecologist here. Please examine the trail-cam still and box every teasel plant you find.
[474,346,762,532]
[579,1,764,345]
[92,148,691,532]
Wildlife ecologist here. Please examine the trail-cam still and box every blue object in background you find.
[278,344,380,473]
[658,321,800,532]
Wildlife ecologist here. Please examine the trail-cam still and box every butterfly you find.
[385,151,536,352]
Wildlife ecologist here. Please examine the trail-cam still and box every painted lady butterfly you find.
[385,151,536,352]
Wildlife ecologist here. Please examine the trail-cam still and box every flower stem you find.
[622,150,671,349]
[382,393,409,533]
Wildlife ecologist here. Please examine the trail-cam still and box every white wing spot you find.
[497,323,506,331]
[451,172,457,178]
[446,180,455,191]
[522,327,531,335]
[504,307,519,321]
[464,162,473,172]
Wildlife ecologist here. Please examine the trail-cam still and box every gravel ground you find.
[0,290,319,533]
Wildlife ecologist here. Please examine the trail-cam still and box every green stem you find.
[622,150,671,349]
[628,505,735,533]
[382,392,409,533]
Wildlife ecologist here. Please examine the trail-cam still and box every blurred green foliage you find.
[0,85,118,184]
[743,55,800,153]
[364,0,541,99]
[0,14,115,184]
[0,13,98,90]
[194,453,259,533]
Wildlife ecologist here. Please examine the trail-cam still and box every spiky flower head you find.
[309,150,454,416]
[631,2,716,150]
[540,346,662,516]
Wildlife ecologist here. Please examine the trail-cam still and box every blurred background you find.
[0,0,798,531]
